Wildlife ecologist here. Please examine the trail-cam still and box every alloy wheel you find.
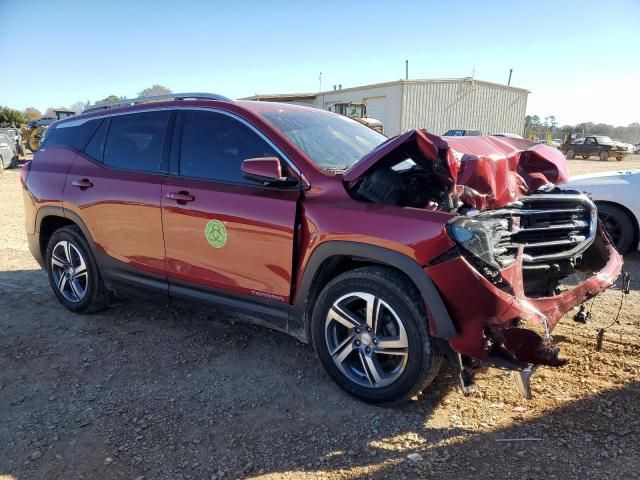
[324,292,409,388]
[50,240,88,303]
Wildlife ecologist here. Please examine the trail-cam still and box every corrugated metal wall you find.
[401,80,528,136]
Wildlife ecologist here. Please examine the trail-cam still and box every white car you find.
[563,170,640,254]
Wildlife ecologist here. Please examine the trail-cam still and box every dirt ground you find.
[1,154,639,480]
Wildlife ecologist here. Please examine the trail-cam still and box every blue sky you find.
[1,0,638,125]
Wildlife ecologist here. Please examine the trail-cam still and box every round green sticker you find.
[205,220,227,249]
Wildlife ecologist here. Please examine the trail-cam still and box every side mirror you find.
[241,157,297,186]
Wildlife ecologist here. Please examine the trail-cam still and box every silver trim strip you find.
[83,92,232,114]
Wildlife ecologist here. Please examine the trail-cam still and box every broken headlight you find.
[448,217,510,270]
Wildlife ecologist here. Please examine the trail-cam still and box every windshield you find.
[260,109,387,171]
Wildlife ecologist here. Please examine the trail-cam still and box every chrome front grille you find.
[479,193,597,265]
[515,194,597,263]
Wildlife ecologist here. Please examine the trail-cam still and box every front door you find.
[583,137,599,156]
[162,109,300,303]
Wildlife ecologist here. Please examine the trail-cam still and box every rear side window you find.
[83,118,109,162]
[42,119,101,150]
[179,110,279,184]
[103,111,170,173]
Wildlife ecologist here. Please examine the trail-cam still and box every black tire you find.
[616,157,623,162]
[597,203,636,254]
[311,266,443,404]
[0,155,4,172]
[8,155,18,169]
[599,151,609,161]
[566,149,576,159]
[45,225,110,313]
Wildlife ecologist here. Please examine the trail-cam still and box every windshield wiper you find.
[325,165,349,175]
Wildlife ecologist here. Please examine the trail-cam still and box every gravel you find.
[1,155,639,479]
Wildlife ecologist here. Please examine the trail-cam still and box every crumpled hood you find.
[343,129,570,211]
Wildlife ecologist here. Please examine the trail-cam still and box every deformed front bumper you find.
[425,224,623,368]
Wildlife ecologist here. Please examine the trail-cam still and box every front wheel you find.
[45,226,110,313]
[311,267,442,404]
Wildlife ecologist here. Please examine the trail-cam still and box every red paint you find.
[25,100,623,370]
[344,129,569,210]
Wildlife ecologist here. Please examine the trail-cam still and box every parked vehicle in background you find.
[635,143,640,154]
[21,93,623,403]
[23,109,75,152]
[0,133,18,171]
[561,135,630,161]
[491,133,523,139]
[564,170,640,254]
[612,139,634,153]
[0,127,24,157]
[443,129,481,137]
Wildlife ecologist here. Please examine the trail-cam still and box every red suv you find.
[21,93,623,403]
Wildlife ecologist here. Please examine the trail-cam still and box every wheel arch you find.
[595,200,640,251]
[36,206,96,264]
[291,241,457,343]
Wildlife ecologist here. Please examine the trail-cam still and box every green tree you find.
[137,84,172,97]
[0,107,27,126]
[95,95,123,104]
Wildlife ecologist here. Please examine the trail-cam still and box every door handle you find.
[166,191,195,203]
[72,178,93,189]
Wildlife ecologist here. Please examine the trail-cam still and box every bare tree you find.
[70,101,90,113]
[23,107,42,121]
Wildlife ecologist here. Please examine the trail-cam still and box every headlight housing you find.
[447,217,510,270]
[610,146,617,151]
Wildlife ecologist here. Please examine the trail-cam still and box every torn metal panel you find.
[425,224,622,366]
[344,129,568,211]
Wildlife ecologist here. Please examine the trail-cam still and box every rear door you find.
[64,110,172,279]
[161,109,300,303]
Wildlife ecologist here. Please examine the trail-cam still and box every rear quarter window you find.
[41,119,101,151]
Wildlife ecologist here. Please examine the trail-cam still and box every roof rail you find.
[83,92,232,114]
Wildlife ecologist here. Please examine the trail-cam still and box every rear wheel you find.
[45,226,110,313]
[311,266,442,404]
[599,151,609,161]
[597,203,635,254]
[566,149,576,159]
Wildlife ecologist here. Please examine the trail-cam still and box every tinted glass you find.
[41,119,101,150]
[180,110,279,183]
[83,118,109,162]
[260,109,386,171]
[103,111,169,173]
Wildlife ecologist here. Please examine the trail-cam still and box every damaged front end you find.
[343,130,624,396]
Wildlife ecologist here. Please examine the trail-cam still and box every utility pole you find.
[508,68,513,86]
[405,60,408,80]
[318,72,322,92]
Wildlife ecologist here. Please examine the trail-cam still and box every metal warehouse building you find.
[244,78,529,137]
